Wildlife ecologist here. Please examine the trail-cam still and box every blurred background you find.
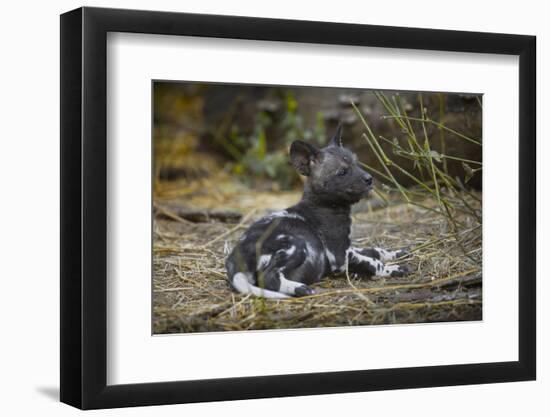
[153,82,482,198]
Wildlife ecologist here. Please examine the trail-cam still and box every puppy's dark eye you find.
[337,168,348,176]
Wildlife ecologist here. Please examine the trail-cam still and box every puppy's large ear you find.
[328,123,343,148]
[290,140,319,176]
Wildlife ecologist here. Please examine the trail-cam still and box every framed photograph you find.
[60,6,536,409]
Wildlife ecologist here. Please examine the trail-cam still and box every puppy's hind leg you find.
[277,272,315,296]
[226,248,290,299]
[259,264,315,298]
[259,244,316,297]
[227,236,316,298]
[231,272,290,299]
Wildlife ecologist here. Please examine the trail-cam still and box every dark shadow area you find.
[35,386,59,401]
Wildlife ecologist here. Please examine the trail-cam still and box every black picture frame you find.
[60,6,536,410]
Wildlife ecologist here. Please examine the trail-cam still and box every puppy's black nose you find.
[362,174,373,186]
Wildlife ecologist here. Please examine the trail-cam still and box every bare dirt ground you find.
[152,174,482,334]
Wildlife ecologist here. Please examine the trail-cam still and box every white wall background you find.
[0,0,545,415]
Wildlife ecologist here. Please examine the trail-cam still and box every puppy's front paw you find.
[390,264,410,277]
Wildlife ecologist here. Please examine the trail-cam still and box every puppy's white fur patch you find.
[278,273,307,295]
[284,245,296,256]
[325,249,340,272]
[232,273,289,299]
[257,254,272,269]
[265,210,305,221]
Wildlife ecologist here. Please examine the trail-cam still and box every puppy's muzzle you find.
[362,174,373,187]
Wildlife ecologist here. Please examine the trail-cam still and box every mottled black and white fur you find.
[225,125,409,299]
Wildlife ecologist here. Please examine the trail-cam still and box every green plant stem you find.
[438,93,449,173]
[418,94,443,211]
[441,154,482,165]
[381,115,481,146]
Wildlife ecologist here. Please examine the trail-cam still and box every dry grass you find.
[153,191,482,334]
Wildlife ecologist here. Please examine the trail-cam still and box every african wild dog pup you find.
[225,124,409,299]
